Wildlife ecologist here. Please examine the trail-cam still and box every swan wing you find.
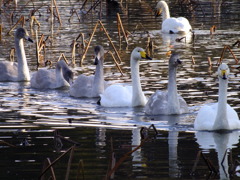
[0,62,18,81]
[145,90,168,115]
[30,69,55,89]
[194,103,217,130]
[100,84,132,107]
[69,75,94,97]
[162,17,191,34]
[226,104,240,129]
[178,95,189,114]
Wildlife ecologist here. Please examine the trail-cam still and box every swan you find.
[0,27,33,82]
[145,53,188,115]
[69,45,107,98]
[194,63,240,131]
[30,60,73,89]
[155,1,192,34]
[99,47,152,107]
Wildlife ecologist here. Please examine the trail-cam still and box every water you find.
[1,0,240,179]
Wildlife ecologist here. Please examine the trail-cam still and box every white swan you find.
[145,53,188,115]
[99,47,152,107]
[155,1,192,34]
[69,45,107,98]
[30,60,73,89]
[194,63,240,131]
[0,27,33,82]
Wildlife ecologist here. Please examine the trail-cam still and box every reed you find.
[117,13,128,45]
[107,51,124,76]
[0,24,2,42]
[218,45,238,65]
[35,30,40,69]
[7,15,25,35]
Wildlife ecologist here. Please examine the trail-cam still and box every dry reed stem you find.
[41,158,56,180]
[10,48,15,62]
[191,56,195,65]
[65,145,75,180]
[108,51,124,76]
[98,20,122,63]
[76,32,85,48]
[30,16,41,30]
[7,15,25,35]
[207,57,212,66]
[53,0,62,26]
[71,40,76,66]
[0,24,2,41]
[79,21,99,66]
[35,30,40,69]
[77,160,85,180]
[0,140,16,147]
[58,53,69,64]
[39,146,75,179]
[117,13,128,45]
[218,45,238,65]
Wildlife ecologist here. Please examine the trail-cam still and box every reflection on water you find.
[1,0,240,179]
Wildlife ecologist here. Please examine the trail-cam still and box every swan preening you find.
[0,27,33,82]
[145,53,188,115]
[69,45,107,98]
[194,63,240,131]
[30,60,73,89]
[99,47,152,107]
[155,1,192,34]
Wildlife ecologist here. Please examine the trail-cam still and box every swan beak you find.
[26,37,33,43]
[177,59,182,64]
[94,57,99,65]
[155,8,162,17]
[221,70,227,80]
[140,51,152,60]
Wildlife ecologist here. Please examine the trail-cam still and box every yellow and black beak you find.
[140,51,152,60]
[155,8,162,17]
[221,70,227,80]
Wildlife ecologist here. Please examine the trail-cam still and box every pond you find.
[1,0,240,179]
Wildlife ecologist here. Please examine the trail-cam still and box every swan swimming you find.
[69,45,107,98]
[145,53,188,115]
[155,0,192,34]
[0,27,33,82]
[194,63,240,131]
[99,47,152,107]
[30,60,73,89]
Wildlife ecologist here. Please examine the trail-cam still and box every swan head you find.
[131,47,152,61]
[169,53,181,67]
[218,63,229,80]
[94,45,105,65]
[15,27,33,43]
[56,60,74,84]
[155,1,167,17]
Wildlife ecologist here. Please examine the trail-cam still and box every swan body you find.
[100,47,152,107]
[155,1,192,34]
[30,60,73,89]
[194,63,240,131]
[145,53,188,115]
[0,27,33,82]
[69,45,107,98]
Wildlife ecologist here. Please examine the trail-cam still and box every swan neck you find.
[167,67,180,114]
[93,59,104,96]
[162,2,170,21]
[131,58,145,106]
[214,78,229,129]
[15,38,30,81]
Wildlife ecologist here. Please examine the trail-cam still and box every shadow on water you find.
[1,0,240,179]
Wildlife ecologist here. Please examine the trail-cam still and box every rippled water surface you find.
[1,0,240,179]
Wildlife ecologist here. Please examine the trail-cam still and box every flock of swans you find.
[0,1,240,132]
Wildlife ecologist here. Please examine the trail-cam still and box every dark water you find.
[1,0,240,179]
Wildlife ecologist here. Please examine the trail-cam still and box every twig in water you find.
[107,50,124,76]
[41,158,56,180]
[218,45,238,65]
[191,56,195,65]
[117,13,128,45]
[7,15,25,35]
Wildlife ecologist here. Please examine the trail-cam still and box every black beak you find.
[177,59,182,64]
[145,55,152,60]
[27,37,34,43]
[94,57,99,65]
